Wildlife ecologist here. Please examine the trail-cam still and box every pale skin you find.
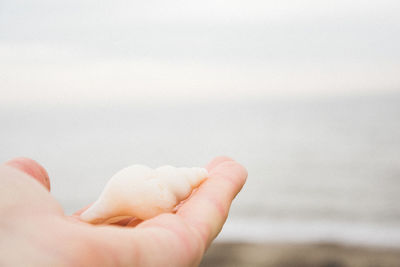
[0,156,247,266]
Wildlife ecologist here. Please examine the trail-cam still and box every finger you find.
[5,157,50,191]
[177,158,247,248]
[205,155,234,171]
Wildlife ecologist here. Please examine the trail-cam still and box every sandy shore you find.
[200,242,400,267]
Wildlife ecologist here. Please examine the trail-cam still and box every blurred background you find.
[1,1,400,266]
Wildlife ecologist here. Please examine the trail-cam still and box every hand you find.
[0,157,247,266]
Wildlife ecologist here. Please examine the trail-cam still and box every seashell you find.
[80,165,208,224]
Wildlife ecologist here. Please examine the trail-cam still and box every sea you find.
[1,93,400,247]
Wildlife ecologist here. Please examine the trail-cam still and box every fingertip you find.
[5,157,51,191]
[213,160,248,186]
[205,156,235,171]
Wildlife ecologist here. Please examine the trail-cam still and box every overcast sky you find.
[1,0,399,107]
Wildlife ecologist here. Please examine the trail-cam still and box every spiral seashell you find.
[80,165,208,224]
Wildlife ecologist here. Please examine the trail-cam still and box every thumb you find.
[5,157,51,191]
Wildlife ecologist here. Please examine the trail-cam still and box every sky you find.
[1,0,400,107]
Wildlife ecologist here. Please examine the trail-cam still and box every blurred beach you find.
[201,242,400,267]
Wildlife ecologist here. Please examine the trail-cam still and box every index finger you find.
[176,156,248,248]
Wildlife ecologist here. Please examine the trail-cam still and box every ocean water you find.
[1,93,400,247]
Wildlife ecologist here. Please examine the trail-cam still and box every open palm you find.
[0,156,247,267]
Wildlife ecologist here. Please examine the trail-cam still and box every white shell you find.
[80,165,208,224]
